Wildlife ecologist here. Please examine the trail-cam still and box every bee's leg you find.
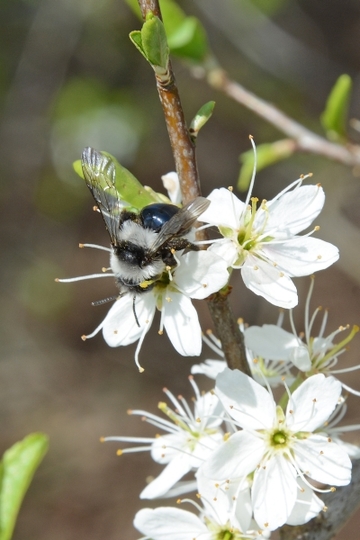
[132,295,141,327]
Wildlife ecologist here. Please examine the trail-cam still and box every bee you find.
[81,147,210,305]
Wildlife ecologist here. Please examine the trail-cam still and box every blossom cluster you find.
[59,165,339,371]
[104,333,359,537]
[62,151,360,538]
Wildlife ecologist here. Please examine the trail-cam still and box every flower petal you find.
[163,293,202,356]
[201,187,246,229]
[241,255,298,308]
[259,184,325,235]
[175,251,229,299]
[261,237,339,277]
[287,374,342,432]
[200,430,266,481]
[102,294,155,346]
[252,453,297,531]
[293,435,352,486]
[134,507,209,540]
[216,368,276,429]
[286,478,324,525]
[245,325,300,360]
[140,453,192,499]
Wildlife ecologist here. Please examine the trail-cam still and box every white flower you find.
[78,249,229,371]
[102,378,224,499]
[200,179,339,308]
[200,368,352,531]
[244,278,360,393]
[161,171,182,204]
[191,327,293,388]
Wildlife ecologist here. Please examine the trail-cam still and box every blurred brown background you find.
[1,0,360,538]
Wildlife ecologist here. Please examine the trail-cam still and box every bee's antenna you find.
[133,295,141,327]
[91,295,118,306]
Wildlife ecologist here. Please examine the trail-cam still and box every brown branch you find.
[137,0,200,203]
[136,0,248,374]
[201,64,360,167]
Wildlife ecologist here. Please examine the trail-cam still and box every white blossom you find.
[200,368,352,531]
[62,248,229,371]
[200,179,339,309]
[102,377,224,499]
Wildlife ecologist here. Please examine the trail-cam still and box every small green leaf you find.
[0,433,49,540]
[321,74,352,141]
[190,101,215,138]
[141,15,169,68]
[237,140,295,191]
[128,30,147,60]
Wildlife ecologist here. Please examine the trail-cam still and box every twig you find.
[199,64,360,167]
[136,0,249,375]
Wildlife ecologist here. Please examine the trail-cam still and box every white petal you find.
[287,374,342,432]
[252,454,297,531]
[241,255,298,308]
[162,293,202,356]
[245,325,299,360]
[289,345,312,371]
[175,251,229,299]
[197,469,252,532]
[216,368,276,429]
[201,188,245,229]
[140,453,192,499]
[134,507,209,540]
[286,478,324,525]
[259,184,325,235]
[293,435,352,486]
[102,294,155,346]
[208,239,239,266]
[161,172,182,204]
[261,237,339,277]
[191,359,227,379]
[200,430,266,481]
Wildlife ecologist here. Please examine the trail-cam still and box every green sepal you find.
[321,74,352,141]
[237,140,295,191]
[0,433,49,540]
[190,101,215,138]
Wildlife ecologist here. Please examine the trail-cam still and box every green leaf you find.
[128,30,147,60]
[77,150,158,209]
[237,140,295,191]
[141,15,169,68]
[0,433,49,540]
[321,74,352,141]
[126,0,208,63]
[167,16,208,62]
[190,101,215,138]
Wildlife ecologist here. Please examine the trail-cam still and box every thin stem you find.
[137,0,248,373]
[200,63,360,167]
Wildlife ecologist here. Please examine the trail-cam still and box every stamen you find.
[55,273,114,283]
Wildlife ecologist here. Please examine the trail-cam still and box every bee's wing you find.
[81,147,122,245]
[149,197,210,253]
